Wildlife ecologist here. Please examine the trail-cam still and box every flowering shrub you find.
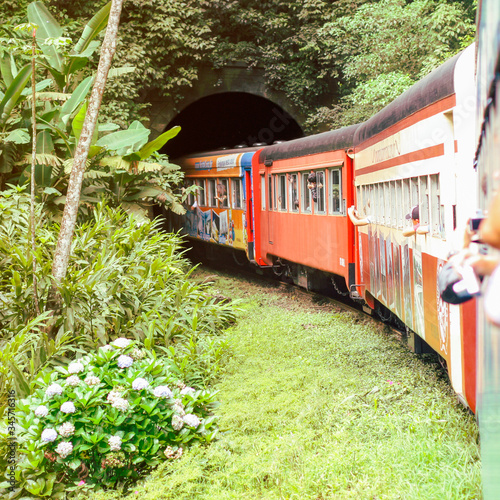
[11,340,218,498]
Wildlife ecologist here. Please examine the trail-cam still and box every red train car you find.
[252,126,359,292]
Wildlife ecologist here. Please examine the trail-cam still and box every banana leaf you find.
[27,1,64,73]
[96,128,150,156]
[5,129,30,144]
[0,64,32,125]
[20,78,53,96]
[137,125,181,160]
[60,75,94,126]
[0,53,13,88]
[72,1,111,55]
[71,101,101,158]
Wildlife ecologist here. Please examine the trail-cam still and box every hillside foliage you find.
[1,0,475,132]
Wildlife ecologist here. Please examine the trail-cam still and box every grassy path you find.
[93,267,481,500]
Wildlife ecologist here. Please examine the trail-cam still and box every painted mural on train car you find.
[176,150,255,252]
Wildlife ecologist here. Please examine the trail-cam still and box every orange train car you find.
[252,126,359,292]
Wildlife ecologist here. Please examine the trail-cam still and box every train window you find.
[375,183,381,224]
[314,170,326,214]
[403,178,411,221]
[420,176,429,225]
[261,175,266,211]
[395,180,402,228]
[411,177,419,209]
[197,179,206,207]
[430,174,445,238]
[232,178,243,209]
[288,173,299,212]
[384,182,391,226]
[302,172,311,213]
[273,175,278,210]
[278,174,287,211]
[185,179,195,206]
[208,179,217,207]
[329,168,342,214]
[268,174,273,210]
[390,181,396,227]
[217,178,229,208]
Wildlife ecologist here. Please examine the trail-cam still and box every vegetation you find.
[15,340,218,497]
[85,268,480,500]
[1,0,476,132]
[0,0,480,497]
[0,189,236,497]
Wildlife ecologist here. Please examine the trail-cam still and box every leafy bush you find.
[2,339,218,498]
[0,187,236,413]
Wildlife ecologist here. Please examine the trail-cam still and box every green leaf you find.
[60,76,94,126]
[5,128,30,144]
[9,361,30,398]
[0,64,32,125]
[28,1,64,73]
[107,66,135,79]
[0,53,13,87]
[95,128,150,155]
[71,100,98,150]
[72,1,111,55]
[20,78,53,96]
[138,126,181,160]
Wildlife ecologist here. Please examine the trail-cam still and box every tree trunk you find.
[50,0,124,308]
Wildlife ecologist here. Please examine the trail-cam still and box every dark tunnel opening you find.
[161,92,304,159]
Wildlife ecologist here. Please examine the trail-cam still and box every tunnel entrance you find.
[161,92,304,159]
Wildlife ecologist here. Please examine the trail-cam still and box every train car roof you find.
[354,50,462,146]
[175,146,261,161]
[259,124,360,164]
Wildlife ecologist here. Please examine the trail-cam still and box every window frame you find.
[329,168,342,215]
[301,172,312,213]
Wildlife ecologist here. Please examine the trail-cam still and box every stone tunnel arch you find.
[161,92,304,158]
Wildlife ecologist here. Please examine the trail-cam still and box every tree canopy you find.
[1,0,476,133]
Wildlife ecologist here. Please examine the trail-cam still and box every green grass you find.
[88,268,481,500]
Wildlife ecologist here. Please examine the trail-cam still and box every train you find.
[168,5,500,494]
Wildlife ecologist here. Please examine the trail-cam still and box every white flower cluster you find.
[107,391,129,411]
[132,378,149,390]
[35,405,49,417]
[66,375,80,387]
[111,338,131,349]
[60,401,76,414]
[180,386,196,396]
[153,386,172,398]
[164,446,183,459]
[68,361,84,374]
[46,383,63,398]
[108,435,122,451]
[55,441,73,458]
[131,348,145,360]
[117,355,133,369]
[183,414,201,428]
[41,428,58,442]
[112,397,130,411]
[172,400,185,416]
[84,374,101,386]
[58,422,75,437]
[172,414,184,431]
